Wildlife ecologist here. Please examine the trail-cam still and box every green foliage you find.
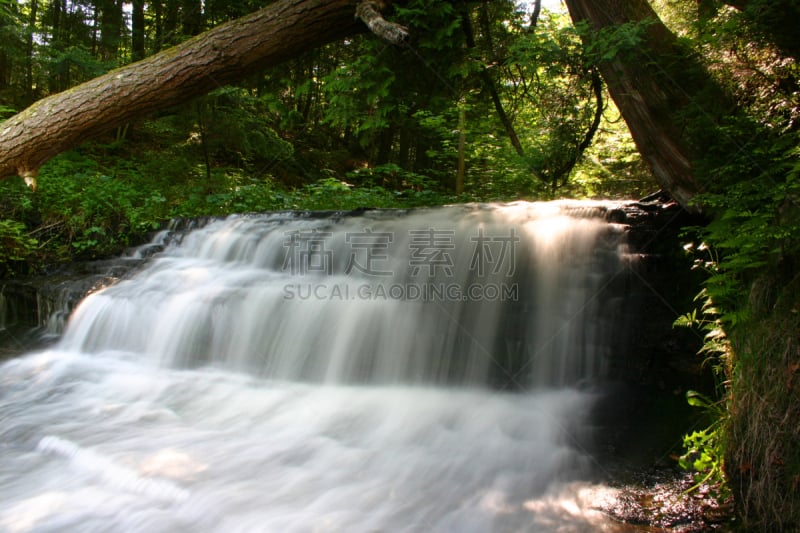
[194,88,295,170]
[289,174,456,211]
[664,5,800,523]
[690,128,800,315]
[493,11,641,195]
[0,0,653,274]
[0,144,460,272]
[568,118,653,200]
[679,404,729,500]
[674,296,731,504]
[0,219,37,276]
[36,156,151,259]
[674,274,732,502]
[321,50,397,141]
[675,286,731,372]
[44,45,112,83]
[577,18,657,63]
[0,105,16,120]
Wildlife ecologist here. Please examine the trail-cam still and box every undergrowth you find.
[0,150,463,273]
[726,273,800,531]
[675,125,800,529]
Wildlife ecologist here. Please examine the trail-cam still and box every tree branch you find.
[0,0,402,183]
[356,1,408,44]
[529,0,541,29]
[552,66,604,191]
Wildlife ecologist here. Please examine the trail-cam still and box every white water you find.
[0,202,635,532]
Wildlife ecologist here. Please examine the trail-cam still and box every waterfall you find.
[0,201,637,532]
[61,201,630,387]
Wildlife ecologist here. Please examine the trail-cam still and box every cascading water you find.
[0,201,638,532]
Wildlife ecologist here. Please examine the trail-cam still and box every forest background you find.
[0,0,653,266]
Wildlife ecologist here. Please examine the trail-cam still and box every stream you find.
[0,202,728,532]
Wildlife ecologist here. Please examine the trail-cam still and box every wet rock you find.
[597,470,735,532]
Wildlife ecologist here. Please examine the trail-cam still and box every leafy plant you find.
[578,18,657,63]
[678,390,730,500]
[674,244,733,501]
[0,105,16,121]
[0,219,38,276]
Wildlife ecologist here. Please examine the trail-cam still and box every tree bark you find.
[0,0,397,182]
[564,0,724,211]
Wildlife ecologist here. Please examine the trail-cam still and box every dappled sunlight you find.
[523,483,628,532]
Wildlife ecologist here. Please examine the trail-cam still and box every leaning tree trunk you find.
[564,0,729,211]
[0,0,402,184]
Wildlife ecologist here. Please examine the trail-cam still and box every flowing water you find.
[0,201,641,532]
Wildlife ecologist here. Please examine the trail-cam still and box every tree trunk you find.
[0,0,397,182]
[164,0,180,47]
[25,0,39,103]
[564,0,726,211]
[0,0,13,92]
[98,0,124,62]
[131,0,146,61]
[181,0,203,37]
[456,105,465,195]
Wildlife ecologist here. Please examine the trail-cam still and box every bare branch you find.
[356,1,409,44]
